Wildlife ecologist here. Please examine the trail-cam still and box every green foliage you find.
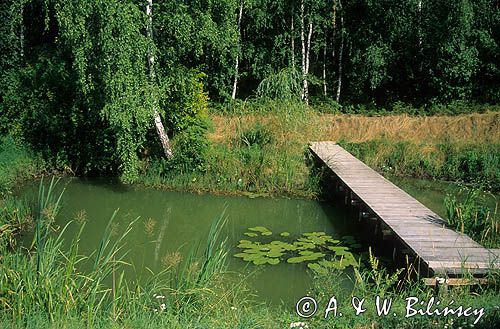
[445,187,499,248]
[239,123,272,148]
[256,67,301,100]
[0,136,43,195]
[234,230,360,269]
[340,139,500,191]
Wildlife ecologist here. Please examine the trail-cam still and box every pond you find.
[18,177,356,307]
[19,176,492,307]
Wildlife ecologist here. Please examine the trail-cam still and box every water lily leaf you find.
[280,232,290,237]
[327,246,349,253]
[248,226,270,233]
[267,258,280,265]
[253,258,268,265]
[287,256,307,264]
[302,252,325,261]
[267,251,284,258]
[308,262,328,274]
[299,251,314,256]
[244,232,258,237]
[261,231,272,236]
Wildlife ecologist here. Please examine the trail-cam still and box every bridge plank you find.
[310,141,499,277]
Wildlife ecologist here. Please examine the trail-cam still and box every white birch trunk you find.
[20,4,24,59]
[291,14,295,67]
[323,41,327,96]
[336,0,344,103]
[231,0,244,100]
[146,0,173,158]
[300,0,306,102]
[300,0,312,105]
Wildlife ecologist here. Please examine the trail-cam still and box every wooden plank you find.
[309,142,500,276]
[423,278,489,286]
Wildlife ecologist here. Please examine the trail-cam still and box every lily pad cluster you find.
[234,228,361,273]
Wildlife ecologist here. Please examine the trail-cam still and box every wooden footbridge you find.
[310,142,500,281]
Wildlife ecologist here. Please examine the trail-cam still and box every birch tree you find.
[300,0,313,105]
[231,0,244,100]
[146,0,173,158]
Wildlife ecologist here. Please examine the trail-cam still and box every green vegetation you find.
[445,187,499,248]
[1,180,499,328]
[1,0,500,181]
[234,230,359,269]
[0,136,45,195]
[340,139,500,192]
[1,0,499,327]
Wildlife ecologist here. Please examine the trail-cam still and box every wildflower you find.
[160,303,166,311]
[155,295,165,299]
[290,322,309,329]
[231,306,237,310]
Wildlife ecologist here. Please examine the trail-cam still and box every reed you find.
[445,187,500,248]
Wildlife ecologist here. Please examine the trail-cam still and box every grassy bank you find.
[1,180,499,328]
[0,136,45,196]
[140,107,500,196]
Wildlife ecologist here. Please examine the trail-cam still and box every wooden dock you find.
[310,141,500,277]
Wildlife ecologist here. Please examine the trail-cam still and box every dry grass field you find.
[209,111,500,145]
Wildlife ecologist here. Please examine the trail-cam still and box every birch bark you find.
[231,0,244,100]
[146,0,173,158]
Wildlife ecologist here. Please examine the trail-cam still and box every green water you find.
[19,176,496,307]
[19,177,354,306]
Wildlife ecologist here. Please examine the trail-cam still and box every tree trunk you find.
[300,0,306,102]
[300,0,312,105]
[305,21,312,103]
[146,0,173,158]
[336,0,344,103]
[231,0,244,100]
[332,0,337,93]
[20,4,24,59]
[323,39,327,96]
[291,13,295,67]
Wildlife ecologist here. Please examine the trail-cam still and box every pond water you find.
[18,178,355,307]
[19,176,495,307]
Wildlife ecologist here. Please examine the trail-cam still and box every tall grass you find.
[0,136,44,196]
[445,187,499,248]
[140,111,499,196]
[0,180,253,328]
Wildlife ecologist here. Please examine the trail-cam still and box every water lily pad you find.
[267,258,280,265]
[253,258,268,265]
[327,246,349,253]
[244,232,258,237]
[287,256,307,264]
[261,231,272,236]
[248,226,270,233]
[280,232,290,237]
[267,251,284,258]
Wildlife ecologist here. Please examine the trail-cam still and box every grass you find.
[0,136,45,196]
[139,106,500,196]
[1,179,500,328]
[445,187,499,248]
